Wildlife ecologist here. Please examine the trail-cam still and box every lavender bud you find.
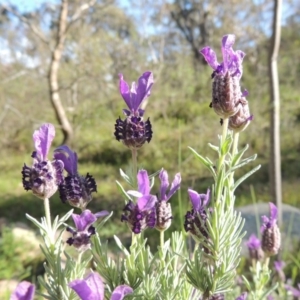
[155,200,172,231]
[229,100,253,132]
[261,203,281,257]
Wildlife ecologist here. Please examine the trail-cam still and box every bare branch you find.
[269,0,282,226]
[69,0,97,24]
[2,4,49,46]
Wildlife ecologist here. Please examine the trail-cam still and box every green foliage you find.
[0,227,30,280]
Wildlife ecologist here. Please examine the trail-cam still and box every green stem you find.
[44,197,54,244]
[232,131,239,158]
[221,117,229,145]
[159,230,165,268]
[217,117,229,172]
[131,148,138,186]
[160,230,164,250]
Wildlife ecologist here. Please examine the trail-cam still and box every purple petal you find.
[166,173,181,201]
[285,284,300,297]
[221,34,236,74]
[274,260,285,272]
[10,281,35,300]
[54,145,78,174]
[72,210,97,231]
[137,170,150,195]
[32,123,55,161]
[188,189,201,211]
[159,169,169,201]
[133,71,154,111]
[269,202,278,222]
[200,46,219,70]
[235,292,248,300]
[246,234,261,250]
[110,285,133,300]
[119,74,131,110]
[188,189,210,212]
[69,273,104,300]
[137,195,157,211]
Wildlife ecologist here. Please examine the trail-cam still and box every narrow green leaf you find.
[208,143,219,153]
[114,235,130,256]
[233,164,261,190]
[231,144,249,166]
[116,180,132,201]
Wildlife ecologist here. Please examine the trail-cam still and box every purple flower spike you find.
[261,202,281,256]
[10,281,35,300]
[69,273,133,300]
[122,170,157,234]
[114,72,154,150]
[200,34,249,119]
[155,169,181,231]
[66,209,109,252]
[246,234,261,250]
[69,272,104,300]
[184,189,210,244]
[246,234,264,261]
[21,123,64,200]
[54,145,97,209]
[159,169,181,202]
[235,292,247,300]
[285,284,300,297]
[274,260,285,272]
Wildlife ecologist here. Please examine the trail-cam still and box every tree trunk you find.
[269,0,282,226]
[48,0,73,145]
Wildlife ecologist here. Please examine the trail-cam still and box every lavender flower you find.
[200,34,248,118]
[54,145,97,210]
[69,272,133,300]
[274,260,286,282]
[66,209,109,252]
[285,284,300,297]
[184,189,210,243]
[114,72,154,149]
[21,123,64,200]
[235,292,248,300]
[121,170,157,234]
[10,281,35,300]
[155,169,181,231]
[246,234,264,261]
[261,202,281,256]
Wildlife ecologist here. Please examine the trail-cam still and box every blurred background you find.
[0,0,299,292]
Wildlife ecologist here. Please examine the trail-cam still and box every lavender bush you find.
[12,34,297,300]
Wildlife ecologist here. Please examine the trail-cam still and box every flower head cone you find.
[114,72,154,149]
[184,188,210,244]
[261,202,281,256]
[54,145,97,210]
[155,169,181,231]
[66,209,109,252]
[21,124,64,200]
[229,100,253,132]
[69,272,133,300]
[246,233,264,261]
[200,34,248,118]
[121,170,157,234]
